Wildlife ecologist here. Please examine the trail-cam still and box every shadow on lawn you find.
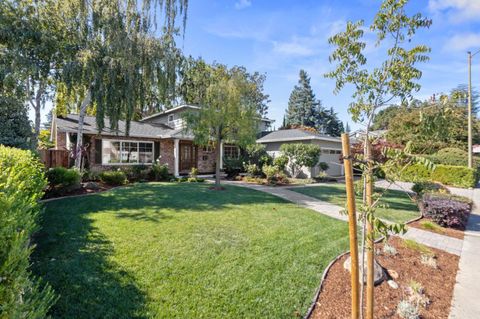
[31,183,286,318]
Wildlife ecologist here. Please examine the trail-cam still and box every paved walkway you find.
[223,180,461,255]
[449,187,480,319]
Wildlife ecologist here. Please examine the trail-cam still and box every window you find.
[168,114,174,122]
[202,145,213,153]
[322,148,342,155]
[102,140,154,165]
[224,145,239,159]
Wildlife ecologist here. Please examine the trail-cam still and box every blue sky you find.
[179,0,480,131]
[32,0,480,132]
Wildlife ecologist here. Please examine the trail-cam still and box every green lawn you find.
[289,183,419,223]
[32,183,349,318]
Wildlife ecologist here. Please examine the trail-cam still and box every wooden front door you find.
[179,141,198,172]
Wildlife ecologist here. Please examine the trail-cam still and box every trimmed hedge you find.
[0,145,56,317]
[394,163,478,188]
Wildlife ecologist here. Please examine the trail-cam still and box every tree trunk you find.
[365,138,374,319]
[214,137,221,189]
[31,80,45,148]
[74,89,92,169]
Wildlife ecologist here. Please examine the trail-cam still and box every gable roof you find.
[54,114,176,139]
[140,104,200,122]
[256,129,341,143]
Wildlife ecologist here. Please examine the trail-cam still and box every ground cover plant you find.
[32,183,349,318]
[289,184,419,223]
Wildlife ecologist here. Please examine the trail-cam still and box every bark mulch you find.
[42,182,114,200]
[409,218,464,240]
[311,236,459,319]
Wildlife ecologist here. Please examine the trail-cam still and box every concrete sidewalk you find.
[449,187,480,319]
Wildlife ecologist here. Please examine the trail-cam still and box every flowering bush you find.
[421,193,471,228]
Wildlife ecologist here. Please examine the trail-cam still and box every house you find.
[256,128,344,177]
[50,105,274,176]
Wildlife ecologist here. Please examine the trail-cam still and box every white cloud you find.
[429,0,480,21]
[272,39,315,57]
[235,0,251,10]
[444,33,480,52]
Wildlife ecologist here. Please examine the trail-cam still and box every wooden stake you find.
[341,133,360,319]
[365,139,374,319]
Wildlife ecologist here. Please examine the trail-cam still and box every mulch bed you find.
[409,218,464,240]
[311,236,459,319]
[42,182,114,200]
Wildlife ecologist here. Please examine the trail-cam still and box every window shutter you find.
[95,139,102,164]
[154,141,160,161]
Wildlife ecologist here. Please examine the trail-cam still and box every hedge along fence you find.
[393,163,479,188]
[0,145,56,317]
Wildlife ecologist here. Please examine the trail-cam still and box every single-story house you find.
[256,129,344,177]
[51,104,274,176]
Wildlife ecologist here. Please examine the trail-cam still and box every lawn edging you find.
[304,251,350,319]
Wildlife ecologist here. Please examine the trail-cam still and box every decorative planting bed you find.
[310,236,459,319]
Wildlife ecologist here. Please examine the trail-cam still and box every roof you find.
[54,114,179,139]
[256,129,341,143]
[140,104,200,122]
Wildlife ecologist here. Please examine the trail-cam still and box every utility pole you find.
[468,51,473,169]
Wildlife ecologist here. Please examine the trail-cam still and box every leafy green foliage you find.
[280,143,320,178]
[411,182,448,196]
[99,170,127,186]
[182,63,261,187]
[46,167,82,193]
[244,144,272,169]
[38,129,54,149]
[431,165,478,188]
[223,157,245,179]
[428,147,477,167]
[0,145,56,317]
[0,97,34,149]
[151,162,171,181]
[273,155,289,171]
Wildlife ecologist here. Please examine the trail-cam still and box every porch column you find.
[219,141,224,170]
[174,138,180,177]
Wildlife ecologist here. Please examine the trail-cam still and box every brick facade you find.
[197,145,216,174]
[159,139,175,174]
[56,131,67,149]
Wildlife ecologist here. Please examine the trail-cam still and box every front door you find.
[179,141,198,172]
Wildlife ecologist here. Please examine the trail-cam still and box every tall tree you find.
[179,57,270,116]
[55,0,188,168]
[285,70,319,127]
[326,0,431,317]
[316,106,344,136]
[0,0,62,146]
[183,64,261,189]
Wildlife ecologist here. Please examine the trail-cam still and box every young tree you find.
[279,143,320,178]
[326,0,431,317]
[183,66,260,189]
[285,70,319,127]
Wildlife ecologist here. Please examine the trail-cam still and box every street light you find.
[467,49,480,169]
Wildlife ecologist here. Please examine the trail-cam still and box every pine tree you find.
[345,122,351,133]
[285,70,319,127]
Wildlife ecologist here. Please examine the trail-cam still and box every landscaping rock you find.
[83,181,100,190]
[388,269,399,279]
[387,280,399,289]
[344,256,385,285]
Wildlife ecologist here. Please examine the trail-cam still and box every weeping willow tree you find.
[56,0,188,168]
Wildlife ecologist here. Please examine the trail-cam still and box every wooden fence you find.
[39,149,70,169]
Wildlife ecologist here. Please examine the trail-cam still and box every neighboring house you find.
[473,144,480,154]
[256,129,344,178]
[51,105,274,176]
[352,129,388,140]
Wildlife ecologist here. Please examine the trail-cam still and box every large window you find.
[102,140,154,165]
[223,145,239,159]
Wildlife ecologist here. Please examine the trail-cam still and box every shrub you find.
[245,144,272,169]
[123,165,150,182]
[422,193,471,228]
[411,181,448,196]
[394,163,431,182]
[46,167,82,193]
[244,163,262,177]
[223,158,244,179]
[396,300,419,319]
[313,171,338,182]
[318,162,329,171]
[431,164,478,188]
[273,155,289,171]
[189,167,199,178]
[0,145,56,317]
[100,170,127,186]
[151,162,170,181]
[262,164,280,184]
[280,143,320,178]
[429,147,475,167]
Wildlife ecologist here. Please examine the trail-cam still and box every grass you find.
[32,182,349,318]
[419,220,445,234]
[402,239,434,256]
[289,183,420,223]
